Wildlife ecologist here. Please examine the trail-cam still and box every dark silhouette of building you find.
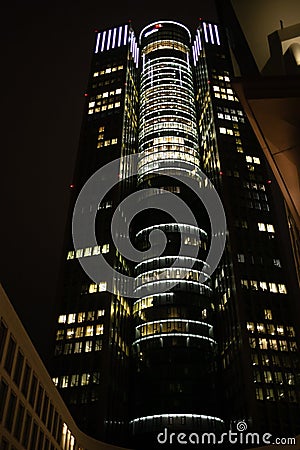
[49,18,300,450]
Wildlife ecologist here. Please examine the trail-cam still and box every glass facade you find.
[50,18,300,450]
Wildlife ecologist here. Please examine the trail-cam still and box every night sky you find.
[0,0,218,362]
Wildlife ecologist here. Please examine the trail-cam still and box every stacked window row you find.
[52,371,100,389]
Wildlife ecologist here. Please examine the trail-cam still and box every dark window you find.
[0,320,8,362]
[47,402,53,432]
[29,421,38,450]
[13,401,25,440]
[13,349,24,387]
[29,374,37,407]
[57,418,63,443]
[44,437,50,450]
[37,430,44,449]
[35,385,43,416]
[0,437,9,450]
[21,362,31,398]
[22,412,32,448]
[52,411,58,439]
[0,378,8,422]
[5,390,17,432]
[4,335,16,375]
[42,394,49,424]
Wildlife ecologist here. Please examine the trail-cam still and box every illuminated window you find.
[76,249,83,258]
[95,324,104,335]
[61,376,68,388]
[81,374,90,386]
[273,259,281,267]
[269,283,278,293]
[266,389,275,401]
[247,322,255,333]
[87,311,95,321]
[67,251,74,260]
[89,284,98,293]
[84,247,92,257]
[70,374,79,387]
[237,253,245,262]
[250,280,258,290]
[277,326,284,335]
[261,354,270,365]
[241,279,248,289]
[85,326,93,337]
[269,339,278,350]
[74,342,82,353]
[286,326,295,337]
[75,327,84,338]
[85,341,93,352]
[99,282,107,292]
[66,328,74,339]
[68,314,76,324]
[267,224,275,233]
[279,340,288,351]
[77,312,85,323]
[260,281,267,291]
[264,371,272,383]
[249,337,256,348]
[257,323,265,333]
[102,244,109,254]
[290,341,298,351]
[267,324,275,335]
[97,309,105,317]
[278,284,287,294]
[258,223,266,231]
[274,372,283,384]
[56,330,64,340]
[253,369,261,383]
[95,339,102,351]
[93,245,101,255]
[58,315,66,324]
[256,388,263,400]
[259,338,268,350]
[264,309,272,320]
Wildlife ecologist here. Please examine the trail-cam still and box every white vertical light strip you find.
[208,23,214,44]
[203,22,208,43]
[106,28,112,50]
[197,29,202,50]
[123,24,128,45]
[101,30,106,52]
[95,32,101,53]
[192,44,196,65]
[214,24,220,45]
[117,26,122,47]
[112,27,117,48]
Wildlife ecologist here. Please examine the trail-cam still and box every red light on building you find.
[267,180,272,184]
[155,24,162,29]
[220,171,223,176]
[84,93,89,97]
[70,184,75,189]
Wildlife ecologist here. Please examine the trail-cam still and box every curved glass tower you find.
[130,21,223,446]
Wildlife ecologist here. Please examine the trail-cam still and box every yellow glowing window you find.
[89,283,98,293]
[99,282,107,292]
[95,324,104,335]
[68,314,76,324]
[85,326,93,337]
[58,315,66,324]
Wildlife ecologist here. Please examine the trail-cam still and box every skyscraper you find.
[50,18,300,449]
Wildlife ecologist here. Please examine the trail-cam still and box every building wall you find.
[0,283,130,450]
